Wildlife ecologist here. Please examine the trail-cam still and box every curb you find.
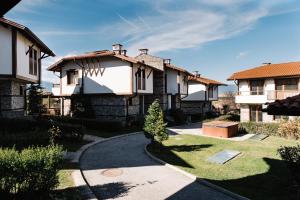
[75,132,143,200]
[144,144,249,200]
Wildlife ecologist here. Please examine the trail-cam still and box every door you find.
[250,105,262,122]
[171,95,177,110]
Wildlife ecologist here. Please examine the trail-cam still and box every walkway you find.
[80,133,236,200]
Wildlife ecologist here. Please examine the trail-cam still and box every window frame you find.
[250,80,264,95]
[137,68,146,91]
[29,47,38,76]
[67,70,79,85]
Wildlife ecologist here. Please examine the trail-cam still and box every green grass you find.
[51,162,82,200]
[148,135,299,200]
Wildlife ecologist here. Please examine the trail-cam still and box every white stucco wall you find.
[0,25,12,75]
[179,72,188,95]
[60,57,147,96]
[16,32,40,82]
[183,81,206,101]
[166,69,178,94]
[132,64,153,94]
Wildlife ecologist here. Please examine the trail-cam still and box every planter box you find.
[203,121,239,138]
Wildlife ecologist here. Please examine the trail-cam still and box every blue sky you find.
[6,0,300,84]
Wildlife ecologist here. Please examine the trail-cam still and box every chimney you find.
[139,48,148,55]
[163,59,171,64]
[112,44,123,54]
[193,71,201,78]
[120,49,127,56]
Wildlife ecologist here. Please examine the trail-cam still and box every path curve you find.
[80,133,236,200]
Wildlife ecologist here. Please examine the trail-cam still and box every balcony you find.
[267,90,299,100]
[236,91,267,104]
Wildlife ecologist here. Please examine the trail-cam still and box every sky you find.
[5,0,300,85]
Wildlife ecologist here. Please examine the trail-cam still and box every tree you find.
[143,99,168,145]
[27,84,44,116]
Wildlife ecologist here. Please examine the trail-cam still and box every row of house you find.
[48,45,224,123]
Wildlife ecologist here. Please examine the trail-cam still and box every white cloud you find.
[106,0,297,54]
[236,51,248,59]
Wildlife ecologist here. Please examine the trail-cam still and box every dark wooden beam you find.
[26,43,35,55]
[12,29,17,78]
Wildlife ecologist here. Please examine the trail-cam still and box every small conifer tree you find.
[143,99,168,145]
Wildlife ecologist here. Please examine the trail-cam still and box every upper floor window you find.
[67,70,79,85]
[250,80,264,95]
[29,48,38,76]
[276,78,298,91]
[137,68,146,90]
[208,86,214,98]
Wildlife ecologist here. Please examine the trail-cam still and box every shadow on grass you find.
[166,144,213,152]
[148,144,212,168]
[206,158,298,200]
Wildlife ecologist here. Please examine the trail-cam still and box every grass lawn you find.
[51,162,82,199]
[148,134,299,200]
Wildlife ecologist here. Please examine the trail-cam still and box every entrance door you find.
[171,95,177,110]
[250,105,262,122]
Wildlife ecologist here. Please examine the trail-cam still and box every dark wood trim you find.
[0,75,13,78]
[38,51,41,84]
[12,29,17,78]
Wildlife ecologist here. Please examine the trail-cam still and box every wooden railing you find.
[237,91,264,95]
[267,90,299,100]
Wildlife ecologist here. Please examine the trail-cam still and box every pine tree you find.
[27,84,44,115]
[143,99,168,145]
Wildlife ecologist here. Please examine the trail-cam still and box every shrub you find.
[238,122,279,136]
[278,145,300,187]
[0,145,63,198]
[27,84,44,116]
[277,119,300,140]
[143,99,168,145]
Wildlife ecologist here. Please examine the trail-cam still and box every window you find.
[19,85,24,96]
[208,86,214,98]
[67,70,78,85]
[276,78,298,91]
[29,48,38,76]
[250,105,262,122]
[137,68,146,90]
[250,80,264,95]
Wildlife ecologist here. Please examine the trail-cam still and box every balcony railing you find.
[237,91,264,96]
[53,84,60,88]
[267,90,299,100]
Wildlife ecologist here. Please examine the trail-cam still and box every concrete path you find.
[80,133,236,200]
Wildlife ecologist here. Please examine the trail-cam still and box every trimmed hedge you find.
[238,122,279,136]
[0,145,63,198]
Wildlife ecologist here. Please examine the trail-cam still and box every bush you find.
[143,99,168,145]
[0,145,63,198]
[238,122,279,135]
[277,119,300,140]
[278,145,300,187]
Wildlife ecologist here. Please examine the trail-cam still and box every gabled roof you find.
[0,0,21,16]
[47,50,159,72]
[264,94,300,116]
[0,17,55,56]
[189,76,226,85]
[164,63,193,75]
[228,61,300,80]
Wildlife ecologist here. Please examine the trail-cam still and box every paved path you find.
[80,133,236,200]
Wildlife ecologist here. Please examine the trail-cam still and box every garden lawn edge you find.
[144,144,250,200]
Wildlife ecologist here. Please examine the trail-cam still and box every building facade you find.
[0,18,54,117]
[181,74,224,117]
[228,62,300,122]
[49,45,157,123]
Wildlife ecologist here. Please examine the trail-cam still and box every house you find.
[181,73,225,117]
[228,62,300,122]
[0,17,55,117]
[135,49,190,112]
[48,44,159,123]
